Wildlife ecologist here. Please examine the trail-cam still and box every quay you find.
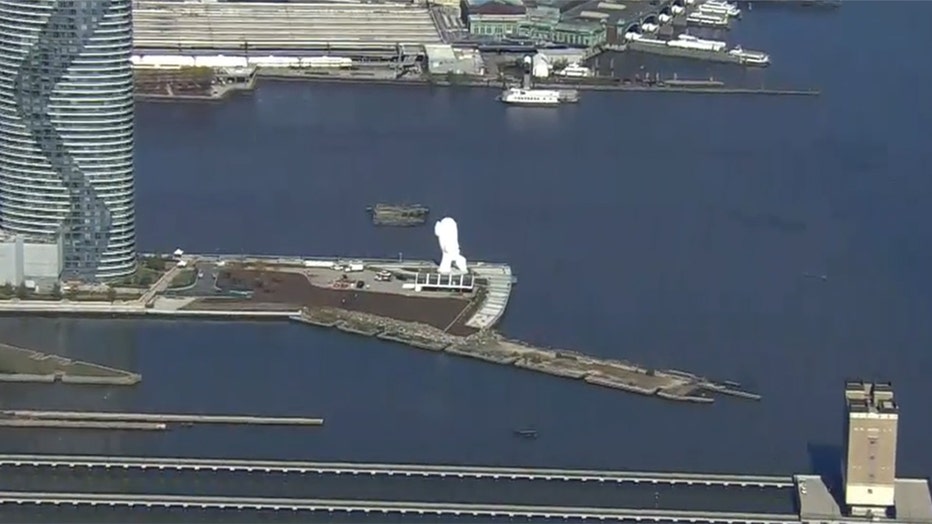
[0,252,760,405]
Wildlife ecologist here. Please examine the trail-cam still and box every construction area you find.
[132,0,443,52]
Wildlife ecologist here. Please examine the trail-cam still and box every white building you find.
[0,231,64,288]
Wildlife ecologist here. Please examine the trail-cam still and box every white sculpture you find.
[434,217,468,274]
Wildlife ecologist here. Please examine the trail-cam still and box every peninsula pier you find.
[0,248,759,404]
[0,382,928,523]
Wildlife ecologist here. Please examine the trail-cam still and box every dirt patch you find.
[197,269,478,336]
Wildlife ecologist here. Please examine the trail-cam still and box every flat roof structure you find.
[562,0,657,28]
[414,272,475,291]
[796,475,932,524]
[132,1,443,51]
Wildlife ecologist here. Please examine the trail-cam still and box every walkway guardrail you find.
[0,455,794,487]
[0,492,802,522]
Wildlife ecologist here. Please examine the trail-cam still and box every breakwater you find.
[0,411,323,432]
[294,306,760,404]
[0,343,141,385]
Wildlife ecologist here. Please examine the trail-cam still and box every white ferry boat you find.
[697,0,741,17]
[728,46,770,66]
[499,88,561,106]
[672,34,727,51]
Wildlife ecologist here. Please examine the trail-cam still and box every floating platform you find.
[366,204,430,227]
[0,343,141,386]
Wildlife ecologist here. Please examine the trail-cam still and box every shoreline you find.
[0,298,760,405]
[134,72,820,101]
[255,73,821,97]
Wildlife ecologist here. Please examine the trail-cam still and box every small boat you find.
[513,429,538,439]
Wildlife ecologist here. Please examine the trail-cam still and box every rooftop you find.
[0,230,59,245]
[562,0,655,27]
[846,380,898,415]
[797,475,932,524]
[464,0,525,7]
[132,0,442,50]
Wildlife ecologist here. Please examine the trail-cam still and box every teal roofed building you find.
[514,19,606,47]
[461,0,528,36]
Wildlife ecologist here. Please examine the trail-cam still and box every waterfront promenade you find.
[0,456,926,523]
[0,454,800,521]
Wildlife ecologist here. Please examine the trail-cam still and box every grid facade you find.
[843,380,899,516]
[0,0,136,280]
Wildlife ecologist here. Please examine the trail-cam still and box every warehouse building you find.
[514,18,606,47]
[424,44,485,75]
[461,0,527,36]
[0,232,63,288]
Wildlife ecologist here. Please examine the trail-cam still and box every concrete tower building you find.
[843,380,899,518]
[0,0,137,281]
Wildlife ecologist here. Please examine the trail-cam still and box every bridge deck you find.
[0,464,796,515]
[0,493,802,523]
[0,455,792,486]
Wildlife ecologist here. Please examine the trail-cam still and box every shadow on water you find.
[807,442,844,502]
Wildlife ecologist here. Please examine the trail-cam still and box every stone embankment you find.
[293,307,759,404]
[0,343,141,386]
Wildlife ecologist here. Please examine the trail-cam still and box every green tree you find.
[0,283,12,298]
[15,283,29,300]
[51,282,62,300]
[106,287,117,303]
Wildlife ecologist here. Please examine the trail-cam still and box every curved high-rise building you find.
[0,0,136,280]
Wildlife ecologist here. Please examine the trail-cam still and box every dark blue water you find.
[1,1,929,478]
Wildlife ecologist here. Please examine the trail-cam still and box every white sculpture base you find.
[438,254,468,274]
